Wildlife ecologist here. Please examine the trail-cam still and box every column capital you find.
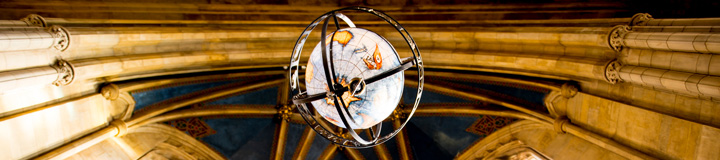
[607,25,630,52]
[51,59,75,86]
[49,25,71,51]
[604,59,623,84]
[629,13,653,26]
[21,14,47,27]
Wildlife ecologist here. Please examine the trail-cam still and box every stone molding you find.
[21,14,47,27]
[603,59,623,84]
[553,117,569,134]
[629,13,653,26]
[49,25,71,51]
[51,59,75,86]
[607,25,630,52]
[111,120,128,137]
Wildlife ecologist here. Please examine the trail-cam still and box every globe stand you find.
[289,6,424,148]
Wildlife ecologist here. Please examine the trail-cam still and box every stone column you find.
[0,59,75,91]
[0,14,70,52]
[607,25,720,54]
[604,59,720,99]
[620,48,720,76]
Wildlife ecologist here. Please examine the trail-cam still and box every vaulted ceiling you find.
[124,69,551,159]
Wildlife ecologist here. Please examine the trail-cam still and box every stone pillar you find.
[607,25,720,54]
[623,32,720,54]
[604,59,720,99]
[0,14,70,52]
[0,59,75,91]
[620,48,720,76]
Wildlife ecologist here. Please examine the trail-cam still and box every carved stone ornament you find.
[560,83,578,98]
[52,59,75,86]
[604,60,623,84]
[21,14,47,27]
[278,105,292,121]
[607,25,630,52]
[101,83,120,100]
[629,13,653,26]
[49,25,71,51]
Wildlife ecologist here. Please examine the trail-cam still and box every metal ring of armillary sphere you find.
[288,6,424,148]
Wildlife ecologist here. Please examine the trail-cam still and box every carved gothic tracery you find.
[51,59,75,86]
[49,25,71,51]
[607,25,630,52]
[629,13,653,26]
[21,14,47,27]
[604,60,623,84]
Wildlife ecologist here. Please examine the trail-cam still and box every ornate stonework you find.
[560,83,578,98]
[51,59,75,86]
[167,118,217,138]
[101,83,120,100]
[49,25,71,51]
[607,25,630,52]
[278,105,292,121]
[466,116,517,137]
[629,13,653,26]
[21,14,47,27]
[603,60,623,84]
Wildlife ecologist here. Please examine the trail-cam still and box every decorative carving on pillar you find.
[49,25,71,51]
[553,117,569,134]
[21,14,47,27]
[607,25,630,52]
[101,83,120,100]
[560,83,578,98]
[603,60,623,84]
[629,13,653,26]
[278,105,292,122]
[111,120,128,137]
[51,59,75,86]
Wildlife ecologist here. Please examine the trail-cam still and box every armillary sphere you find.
[288,6,424,148]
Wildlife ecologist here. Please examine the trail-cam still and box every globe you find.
[305,28,404,129]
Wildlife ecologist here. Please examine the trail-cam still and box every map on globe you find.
[305,28,404,129]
